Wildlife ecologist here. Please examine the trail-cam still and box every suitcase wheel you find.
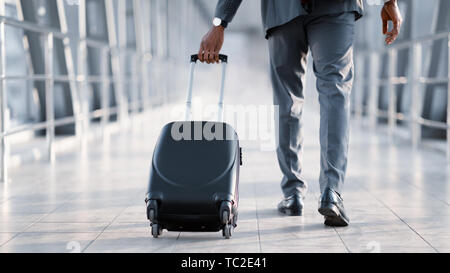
[222,224,233,239]
[146,200,159,223]
[219,201,232,225]
[151,223,163,238]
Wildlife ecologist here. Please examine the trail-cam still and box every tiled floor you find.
[1,105,449,253]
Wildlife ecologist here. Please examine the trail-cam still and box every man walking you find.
[198,0,402,226]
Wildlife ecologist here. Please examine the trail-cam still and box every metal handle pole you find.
[185,54,228,121]
[218,62,227,122]
[185,62,196,120]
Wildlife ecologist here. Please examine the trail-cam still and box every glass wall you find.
[354,0,450,141]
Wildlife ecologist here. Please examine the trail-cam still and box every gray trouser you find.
[268,12,355,198]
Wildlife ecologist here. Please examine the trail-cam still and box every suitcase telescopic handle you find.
[185,54,228,121]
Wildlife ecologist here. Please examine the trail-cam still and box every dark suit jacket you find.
[215,0,364,37]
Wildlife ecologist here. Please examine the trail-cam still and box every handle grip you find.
[191,54,228,63]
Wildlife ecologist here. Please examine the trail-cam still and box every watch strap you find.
[220,19,228,28]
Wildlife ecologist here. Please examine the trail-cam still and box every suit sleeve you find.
[214,0,243,24]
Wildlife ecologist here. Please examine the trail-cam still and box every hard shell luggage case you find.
[145,54,242,239]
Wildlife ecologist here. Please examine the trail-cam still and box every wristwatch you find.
[213,17,228,28]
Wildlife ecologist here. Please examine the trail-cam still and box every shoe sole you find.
[278,207,303,216]
[318,203,349,227]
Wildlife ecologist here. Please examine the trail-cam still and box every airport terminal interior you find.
[0,0,449,253]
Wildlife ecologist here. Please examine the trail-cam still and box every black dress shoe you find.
[318,188,349,227]
[278,195,304,216]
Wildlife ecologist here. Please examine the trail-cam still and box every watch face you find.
[213,17,221,27]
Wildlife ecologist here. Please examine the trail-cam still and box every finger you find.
[385,32,393,43]
[386,33,394,42]
[386,37,393,45]
[388,29,399,41]
[386,34,396,45]
[386,37,394,44]
[389,17,402,44]
[386,30,397,38]
[207,51,213,64]
[209,51,216,64]
[382,19,388,34]
[206,51,212,64]
[198,44,205,62]
[203,50,209,64]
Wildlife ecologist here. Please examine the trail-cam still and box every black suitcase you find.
[145,54,242,239]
